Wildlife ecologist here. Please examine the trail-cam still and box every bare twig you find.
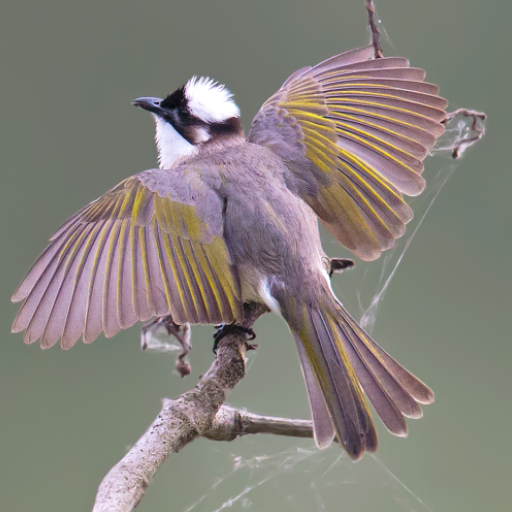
[365,0,383,58]
[442,108,487,159]
[204,406,316,441]
[93,303,268,512]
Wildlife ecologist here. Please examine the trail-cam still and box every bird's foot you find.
[141,316,192,377]
[213,322,257,353]
[328,258,355,277]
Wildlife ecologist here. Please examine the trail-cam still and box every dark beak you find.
[131,97,164,115]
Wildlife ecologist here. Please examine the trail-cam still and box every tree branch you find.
[204,406,316,441]
[92,303,269,512]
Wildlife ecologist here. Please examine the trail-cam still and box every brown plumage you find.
[12,174,242,348]
[12,46,446,459]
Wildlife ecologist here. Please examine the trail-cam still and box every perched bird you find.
[12,45,447,459]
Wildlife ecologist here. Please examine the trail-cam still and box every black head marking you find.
[147,82,244,145]
[160,87,187,111]
[160,86,202,128]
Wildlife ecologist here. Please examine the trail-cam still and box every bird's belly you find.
[231,209,327,315]
[223,166,329,312]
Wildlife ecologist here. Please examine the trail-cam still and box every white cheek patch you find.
[154,116,197,169]
[194,127,211,143]
[185,77,240,123]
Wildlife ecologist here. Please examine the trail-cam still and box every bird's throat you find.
[154,116,198,169]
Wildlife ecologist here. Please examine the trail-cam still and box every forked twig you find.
[443,108,487,159]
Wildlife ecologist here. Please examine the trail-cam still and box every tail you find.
[284,288,434,460]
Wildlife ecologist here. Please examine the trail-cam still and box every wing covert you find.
[248,45,447,260]
[12,168,242,349]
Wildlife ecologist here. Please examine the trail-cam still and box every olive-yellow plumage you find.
[12,46,446,459]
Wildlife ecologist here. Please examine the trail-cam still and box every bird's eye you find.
[180,109,191,121]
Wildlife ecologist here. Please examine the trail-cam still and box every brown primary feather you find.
[12,171,242,348]
[249,45,447,261]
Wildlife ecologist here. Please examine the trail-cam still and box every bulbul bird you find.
[12,45,447,459]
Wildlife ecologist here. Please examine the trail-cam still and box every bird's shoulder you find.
[197,139,289,180]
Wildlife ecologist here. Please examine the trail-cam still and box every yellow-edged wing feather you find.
[12,169,242,349]
[249,45,447,260]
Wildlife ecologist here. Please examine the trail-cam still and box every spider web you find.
[346,112,486,335]
[142,9,487,503]
[143,110,485,512]
[178,443,435,512]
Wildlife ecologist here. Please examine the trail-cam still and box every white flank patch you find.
[317,251,335,294]
[154,116,198,169]
[185,76,240,123]
[259,278,282,316]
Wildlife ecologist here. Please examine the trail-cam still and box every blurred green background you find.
[1,0,509,511]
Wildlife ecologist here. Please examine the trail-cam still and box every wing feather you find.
[13,225,82,339]
[84,220,117,343]
[326,86,447,109]
[200,243,237,318]
[117,219,138,330]
[130,225,151,321]
[42,224,96,348]
[62,222,105,348]
[314,56,411,75]
[329,105,444,138]
[334,117,429,159]
[337,165,405,238]
[311,45,376,71]
[181,238,215,320]
[102,220,123,338]
[12,237,65,303]
[28,226,87,347]
[321,77,440,95]
[12,170,242,347]
[249,45,447,259]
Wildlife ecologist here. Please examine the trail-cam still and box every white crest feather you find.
[185,77,240,123]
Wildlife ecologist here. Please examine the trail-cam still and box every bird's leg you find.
[328,257,355,277]
[141,316,192,377]
[213,321,258,353]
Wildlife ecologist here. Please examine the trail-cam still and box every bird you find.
[12,45,447,459]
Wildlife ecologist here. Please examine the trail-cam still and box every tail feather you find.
[344,314,435,405]
[293,305,378,459]
[296,341,335,449]
[286,289,433,459]
[340,319,423,419]
[339,322,409,436]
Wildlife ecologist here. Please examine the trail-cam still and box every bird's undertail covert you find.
[285,287,434,460]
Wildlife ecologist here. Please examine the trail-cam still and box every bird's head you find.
[133,77,243,168]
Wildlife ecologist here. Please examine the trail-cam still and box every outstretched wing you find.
[248,46,447,261]
[12,168,242,349]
